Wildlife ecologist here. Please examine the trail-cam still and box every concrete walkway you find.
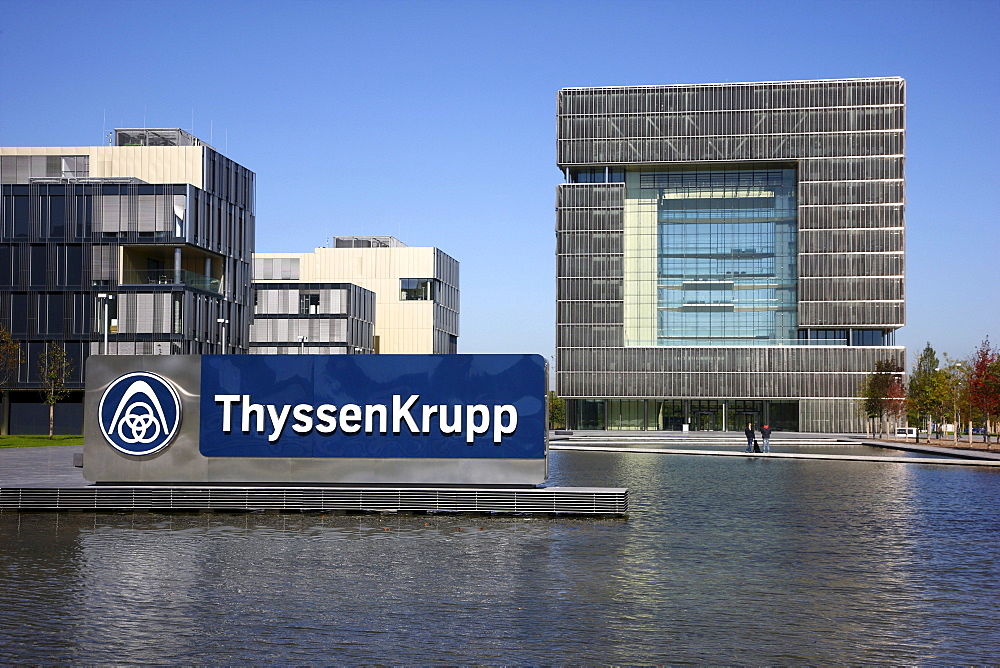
[548,431,1000,467]
[844,435,1000,461]
[550,443,1000,466]
[0,445,86,488]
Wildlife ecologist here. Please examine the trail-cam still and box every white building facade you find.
[253,237,459,354]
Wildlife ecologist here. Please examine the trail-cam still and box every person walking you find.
[744,423,755,452]
[761,424,772,453]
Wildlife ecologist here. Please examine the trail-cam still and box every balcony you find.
[121,269,221,294]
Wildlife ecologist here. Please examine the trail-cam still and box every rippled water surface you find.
[2,451,1000,663]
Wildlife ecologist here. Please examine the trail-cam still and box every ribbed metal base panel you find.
[0,486,629,517]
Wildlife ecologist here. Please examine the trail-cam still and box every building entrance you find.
[569,398,799,431]
[689,400,724,431]
[728,400,765,432]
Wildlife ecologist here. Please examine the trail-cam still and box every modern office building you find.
[0,128,255,433]
[250,281,375,355]
[253,236,459,354]
[556,78,906,432]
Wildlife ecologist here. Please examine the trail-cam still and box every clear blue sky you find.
[1,0,997,367]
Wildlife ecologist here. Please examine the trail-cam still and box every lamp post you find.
[217,318,229,354]
[97,293,114,355]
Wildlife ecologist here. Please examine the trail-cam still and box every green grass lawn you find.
[0,434,84,448]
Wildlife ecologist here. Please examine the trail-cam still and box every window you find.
[850,329,884,346]
[299,293,320,315]
[253,257,299,280]
[569,168,625,184]
[400,278,437,301]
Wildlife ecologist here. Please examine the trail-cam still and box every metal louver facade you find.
[556,78,906,432]
[0,129,255,434]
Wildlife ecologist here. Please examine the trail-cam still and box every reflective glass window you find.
[400,278,437,301]
[645,168,798,345]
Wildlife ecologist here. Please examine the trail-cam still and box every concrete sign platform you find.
[0,445,628,517]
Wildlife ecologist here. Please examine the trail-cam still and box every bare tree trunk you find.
[48,403,54,439]
[0,391,8,436]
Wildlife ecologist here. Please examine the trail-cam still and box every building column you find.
[174,248,183,284]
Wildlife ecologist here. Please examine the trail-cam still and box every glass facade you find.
[568,398,800,432]
[650,168,797,345]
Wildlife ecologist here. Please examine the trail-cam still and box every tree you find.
[859,359,905,438]
[968,338,1000,444]
[939,356,971,445]
[548,391,566,430]
[907,343,949,440]
[0,326,21,436]
[37,342,73,439]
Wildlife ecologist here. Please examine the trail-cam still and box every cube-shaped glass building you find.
[556,78,906,432]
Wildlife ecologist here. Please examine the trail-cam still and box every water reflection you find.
[1,452,999,663]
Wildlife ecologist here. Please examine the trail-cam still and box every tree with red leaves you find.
[968,338,1000,444]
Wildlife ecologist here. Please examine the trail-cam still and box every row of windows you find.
[0,155,89,184]
[556,183,625,208]
[1,185,254,264]
[564,394,870,433]
[558,371,882,401]
[569,169,626,183]
[556,297,904,330]
[799,300,903,328]
[799,229,903,253]
[799,204,903,230]
[555,324,896,350]
[556,208,624,233]
[798,252,903,278]
[556,205,903,234]
[565,158,904,186]
[557,253,903,282]
[799,181,904,206]
[797,156,904,182]
[567,398,801,432]
[249,318,353,346]
[559,107,904,141]
[799,277,904,301]
[652,309,798,344]
[558,80,904,115]
[254,258,300,280]
[558,132,904,165]
[797,329,891,346]
[557,343,903,375]
[1,244,84,288]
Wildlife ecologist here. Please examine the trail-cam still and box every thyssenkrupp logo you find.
[99,372,181,455]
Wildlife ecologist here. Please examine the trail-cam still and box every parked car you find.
[963,427,986,435]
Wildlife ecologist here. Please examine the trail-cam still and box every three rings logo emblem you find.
[99,372,182,455]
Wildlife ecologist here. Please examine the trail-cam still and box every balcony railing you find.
[121,269,221,294]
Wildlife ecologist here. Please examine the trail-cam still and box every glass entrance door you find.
[690,400,724,431]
